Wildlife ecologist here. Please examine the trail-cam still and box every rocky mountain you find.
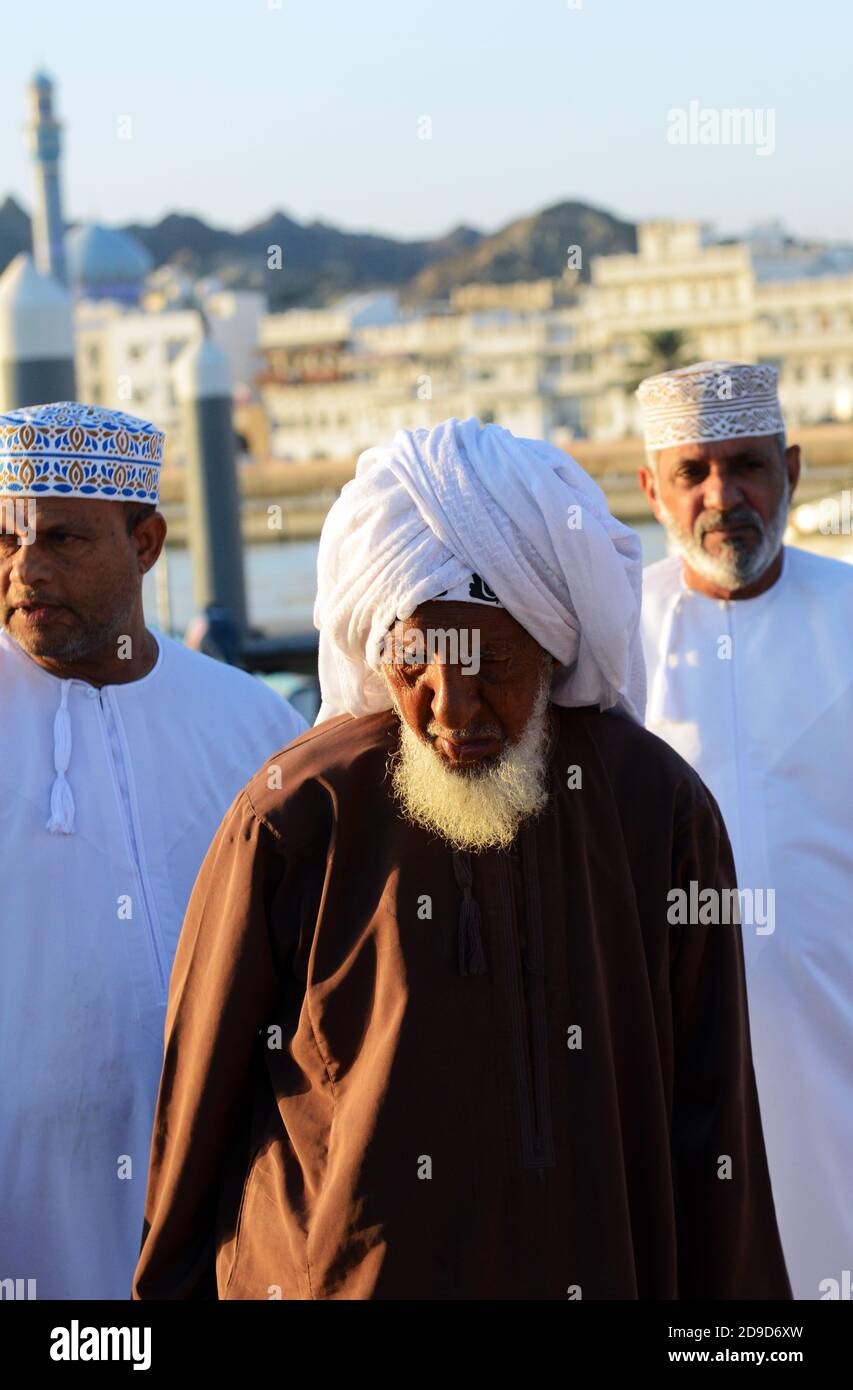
[121,209,484,306]
[0,195,635,307]
[405,200,636,301]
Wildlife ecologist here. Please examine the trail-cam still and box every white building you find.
[72,220,853,466]
[257,222,853,457]
[75,301,200,461]
[75,287,267,464]
[259,288,587,459]
[584,221,756,438]
[754,274,853,426]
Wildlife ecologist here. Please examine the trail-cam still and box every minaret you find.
[26,71,67,286]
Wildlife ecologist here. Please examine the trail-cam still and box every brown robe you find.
[132,705,791,1300]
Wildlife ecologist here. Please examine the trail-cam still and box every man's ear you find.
[785,444,801,501]
[637,465,661,519]
[134,511,167,575]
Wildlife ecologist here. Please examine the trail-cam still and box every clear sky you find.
[3,0,851,242]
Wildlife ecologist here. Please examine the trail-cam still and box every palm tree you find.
[623,328,694,391]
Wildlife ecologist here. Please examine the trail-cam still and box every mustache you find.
[9,593,66,609]
[694,507,765,542]
[426,720,504,742]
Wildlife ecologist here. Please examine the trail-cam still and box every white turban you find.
[313,417,646,724]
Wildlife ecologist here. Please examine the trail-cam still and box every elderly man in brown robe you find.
[133,417,790,1301]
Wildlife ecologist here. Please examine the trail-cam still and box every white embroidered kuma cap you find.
[636,361,786,451]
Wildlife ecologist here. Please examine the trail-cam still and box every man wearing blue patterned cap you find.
[0,402,307,1299]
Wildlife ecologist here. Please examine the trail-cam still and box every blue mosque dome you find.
[65,223,153,304]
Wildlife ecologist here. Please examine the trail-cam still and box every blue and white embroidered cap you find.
[0,401,163,502]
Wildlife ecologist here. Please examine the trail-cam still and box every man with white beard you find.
[384,606,554,854]
[133,417,789,1301]
[637,361,853,1300]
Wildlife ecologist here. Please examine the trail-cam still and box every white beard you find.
[386,668,553,853]
[658,478,790,590]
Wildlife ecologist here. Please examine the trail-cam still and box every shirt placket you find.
[723,598,749,882]
[92,684,167,1002]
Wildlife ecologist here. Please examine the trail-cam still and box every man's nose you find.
[427,662,481,731]
[702,467,743,512]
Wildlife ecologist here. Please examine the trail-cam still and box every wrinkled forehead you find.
[389,600,532,645]
[382,601,551,676]
[655,433,784,472]
[0,495,120,532]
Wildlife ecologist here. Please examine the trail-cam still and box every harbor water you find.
[142,520,671,638]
